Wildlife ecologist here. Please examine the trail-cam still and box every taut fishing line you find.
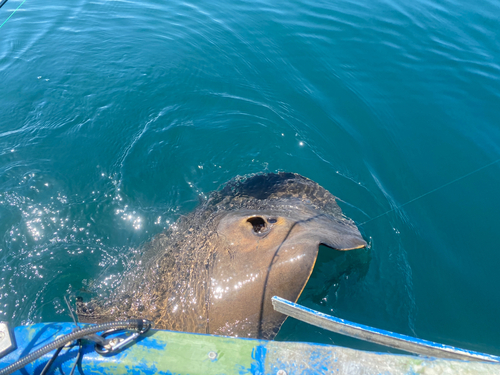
[359,158,500,226]
[0,0,26,29]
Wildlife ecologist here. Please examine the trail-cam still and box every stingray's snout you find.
[301,213,367,251]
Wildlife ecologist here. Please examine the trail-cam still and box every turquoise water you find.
[1,0,500,355]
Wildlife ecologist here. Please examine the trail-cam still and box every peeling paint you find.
[0,324,499,374]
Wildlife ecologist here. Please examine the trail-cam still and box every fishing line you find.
[0,0,26,29]
[359,157,500,226]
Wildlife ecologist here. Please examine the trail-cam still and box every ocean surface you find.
[1,0,500,355]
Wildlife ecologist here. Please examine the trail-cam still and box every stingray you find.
[77,172,366,339]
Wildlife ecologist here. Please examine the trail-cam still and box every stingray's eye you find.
[247,217,267,234]
[268,218,277,224]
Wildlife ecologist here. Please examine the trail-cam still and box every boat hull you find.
[1,323,499,374]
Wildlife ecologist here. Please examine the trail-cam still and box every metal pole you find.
[272,296,500,363]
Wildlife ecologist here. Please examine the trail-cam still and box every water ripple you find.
[1,0,500,352]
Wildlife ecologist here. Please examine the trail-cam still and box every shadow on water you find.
[275,245,375,346]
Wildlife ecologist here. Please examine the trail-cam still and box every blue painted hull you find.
[1,323,500,374]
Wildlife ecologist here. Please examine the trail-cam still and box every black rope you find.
[39,296,83,375]
[69,340,83,375]
[0,0,8,9]
[39,347,63,375]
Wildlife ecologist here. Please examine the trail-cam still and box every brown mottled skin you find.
[77,173,366,339]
